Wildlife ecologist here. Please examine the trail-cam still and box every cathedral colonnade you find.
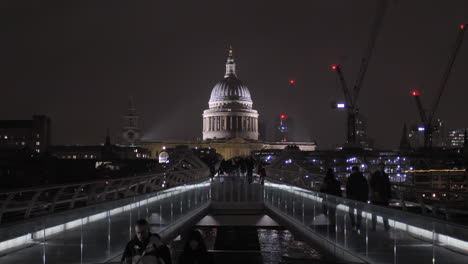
[202,113,258,140]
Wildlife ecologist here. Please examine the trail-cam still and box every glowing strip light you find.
[405,169,466,173]
[0,234,32,252]
[0,181,210,252]
[265,181,468,253]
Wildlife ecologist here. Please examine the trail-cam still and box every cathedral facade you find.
[202,47,259,141]
[140,47,316,160]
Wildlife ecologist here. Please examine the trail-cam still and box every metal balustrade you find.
[264,179,468,264]
[0,168,209,224]
[391,183,468,219]
[1,171,468,264]
[0,176,212,263]
[210,176,263,203]
[266,167,468,221]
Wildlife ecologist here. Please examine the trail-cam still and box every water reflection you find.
[173,227,322,263]
[258,228,321,263]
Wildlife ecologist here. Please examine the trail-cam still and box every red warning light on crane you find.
[331,65,337,70]
[411,91,420,96]
[280,114,287,120]
[461,24,465,30]
[289,80,295,84]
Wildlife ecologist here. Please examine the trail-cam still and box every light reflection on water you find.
[189,227,322,263]
[258,228,321,263]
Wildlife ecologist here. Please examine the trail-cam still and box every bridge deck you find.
[265,181,468,264]
[0,183,210,264]
[0,176,467,264]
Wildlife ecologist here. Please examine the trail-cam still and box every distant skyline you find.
[1,0,467,149]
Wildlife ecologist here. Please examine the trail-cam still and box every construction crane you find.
[331,0,388,146]
[411,24,467,149]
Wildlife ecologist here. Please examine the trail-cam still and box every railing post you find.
[416,194,427,215]
[86,183,100,205]
[25,190,43,219]
[70,184,86,209]
[0,193,15,224]
[49,187,66,213]
[399,190,407,211]
[101,182,112,202]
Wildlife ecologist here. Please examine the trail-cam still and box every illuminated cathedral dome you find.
[209,76,252,104]
[203,47,259,140]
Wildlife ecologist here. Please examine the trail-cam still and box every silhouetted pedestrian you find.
[346,166,369,232]
[178,230,213,264]
[258,163,266,185]
[246,157,254,184]
[370,163,391,231]
[209,163,216,181]
[239,158,247,177]
[122,219,172,264]
[320,168,342,230]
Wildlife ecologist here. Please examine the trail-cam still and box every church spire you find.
[399,122,411,151]
[105,128,111,146]
[225,45,236,78]
[128,96,136,114]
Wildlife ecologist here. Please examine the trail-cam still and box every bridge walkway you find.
[0,175,467,263]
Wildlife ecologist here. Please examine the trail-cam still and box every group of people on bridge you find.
[209,157,266,184]
[122,219,213,264]
[319,163,392,233]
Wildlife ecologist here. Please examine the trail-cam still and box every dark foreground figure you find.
[178,230,214,264]
[122,219,172,264]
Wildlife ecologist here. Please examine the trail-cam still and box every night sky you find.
[1,0,467,149]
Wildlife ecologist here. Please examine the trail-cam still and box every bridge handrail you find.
[266,167,468,221]
[0,168,210,224]
[265,179,468,255]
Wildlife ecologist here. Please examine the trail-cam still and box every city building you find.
[446,128,468,148]
[121,97,141,145]
[354,113,372,148]
[408,118,446,148]
[202,46,259,141]
[141,47,317,160]
[50,133,150,160]
[275,114,289,142]
[0,115,51,155]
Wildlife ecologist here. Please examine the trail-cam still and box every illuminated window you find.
[36,141,40,146]
[21,142,25,146]
[36,134,40,138]
[4,136,7,139]
[73,155,77,159]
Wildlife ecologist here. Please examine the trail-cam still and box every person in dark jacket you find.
[178,230,213,264]
[246,157,254,184]
[370,163,391,231]
[346,166,369,232]
[122,219,172,264]
[320,168,342,230]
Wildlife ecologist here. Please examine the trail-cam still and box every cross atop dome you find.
[225,45,236,78]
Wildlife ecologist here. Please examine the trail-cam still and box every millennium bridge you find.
[0,164,467,264]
